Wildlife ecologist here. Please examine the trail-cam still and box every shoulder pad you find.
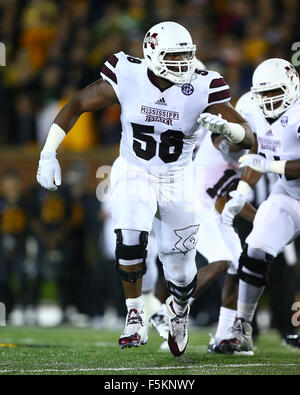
[100,52,144,84]
[100,51,125,86]
[193,69,231,106]
[207,71,231,105]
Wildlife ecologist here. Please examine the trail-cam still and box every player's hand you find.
[221,191,247,226]
[198,113,230,136]
[238,154,271,173]
[36,151,61,191]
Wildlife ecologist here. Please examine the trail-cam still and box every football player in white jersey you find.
[148,63,257,351]
[36,21,254,356]
[221,58,300,354]
[192,125,256,351]
[150,124,257,351]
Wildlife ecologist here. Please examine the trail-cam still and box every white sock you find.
[173,297,189,316]
[126,296,144,313]
[215,307,237,342]
[156,303,167,315]
[237,279,265,322]
[237,300,258,323]
[142,292,161,323]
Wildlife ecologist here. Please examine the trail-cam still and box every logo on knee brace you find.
[173,225,200,253]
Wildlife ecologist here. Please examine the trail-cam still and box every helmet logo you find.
[144,32,158,50]
[285,65,297,81]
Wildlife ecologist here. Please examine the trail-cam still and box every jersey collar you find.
[147,69,174,92]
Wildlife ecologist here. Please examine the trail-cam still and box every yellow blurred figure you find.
[59,97,99,151]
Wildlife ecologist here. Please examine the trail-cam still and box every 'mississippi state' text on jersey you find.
[237,93,300,199]
[100,51,231,174]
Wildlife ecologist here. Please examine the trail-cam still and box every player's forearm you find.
[230,172,260,210]
[236,122,255,149]
[42,97,83,153]
[267,158,300,178]
[238,201,257,223]
[279,159,300,178]
[54,95,84,132]
[241,166,263,189]
[203,103,255,149]
[239,136,261,188]
[239,156,300,178]
[42,80,117,153]
[221,121,254,149]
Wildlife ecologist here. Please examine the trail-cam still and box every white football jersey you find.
[100,51,231,176]
[193,131,244,207]
[237,92,300,199]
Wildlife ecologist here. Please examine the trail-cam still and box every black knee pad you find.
[114,229,148,283]
[165,274,197,302]
[238,245,273,287]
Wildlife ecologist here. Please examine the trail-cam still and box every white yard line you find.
[0,363,299,374]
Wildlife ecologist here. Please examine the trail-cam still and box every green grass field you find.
[0,326,300,375]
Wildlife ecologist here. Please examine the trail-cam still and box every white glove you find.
[221,191,247,226]
[239,154,271,173]
[37,151,61,191]
[198,113,246,143]
[198,113,230,135]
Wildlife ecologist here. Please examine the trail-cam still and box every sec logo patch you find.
[281,116,288,127]
[181,83,194,95]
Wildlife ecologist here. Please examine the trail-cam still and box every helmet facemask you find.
[157,48,196,84]
[251,84,290,118]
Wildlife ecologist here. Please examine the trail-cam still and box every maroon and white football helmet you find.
[251,58,300,118]
[143,21,196,84]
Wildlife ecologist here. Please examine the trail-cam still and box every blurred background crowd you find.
[1,0,300,146]
[0,0,299,333]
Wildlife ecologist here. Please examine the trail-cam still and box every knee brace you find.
[238,245,274,287]
[115,229,148,283]
[165,274,197,302]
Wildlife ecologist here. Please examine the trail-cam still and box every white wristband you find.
[270,160,286,175]
[236,180,252,196]
[42,123,66,153]
[227,122,245,144]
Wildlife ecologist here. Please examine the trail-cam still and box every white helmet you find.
[251,58,300,118]
[194,58,206,70]
[235,91,253,116]
[143,21,196,84]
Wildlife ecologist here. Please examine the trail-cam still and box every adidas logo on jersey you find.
[155,98,167,106]
[266,130,273,136]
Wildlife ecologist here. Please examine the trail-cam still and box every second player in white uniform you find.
[150,123,257,351]
[194,130,244,271]
[221,58,300,354]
